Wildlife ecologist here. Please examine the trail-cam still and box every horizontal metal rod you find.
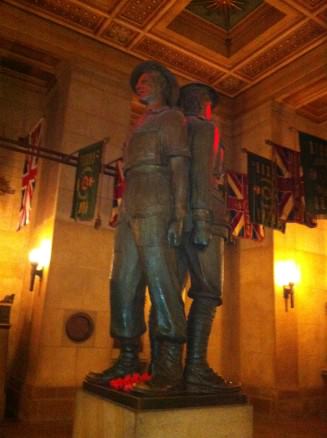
[0,136,116,176]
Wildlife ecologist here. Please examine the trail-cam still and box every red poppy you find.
[108,372,152,392]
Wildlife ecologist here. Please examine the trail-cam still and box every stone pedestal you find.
[73,384,253,438]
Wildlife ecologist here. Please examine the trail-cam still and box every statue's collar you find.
[185,113,207,120]
[146,105,170,115]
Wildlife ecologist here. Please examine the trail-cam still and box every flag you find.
[71,141,103,221]
[299,132,327,216]
[17,118,44,231]
[247,152,284,232]
[109,159,125,228]
[226,171,265,241]
[273,143,317,227]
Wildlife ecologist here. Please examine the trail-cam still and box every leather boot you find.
[85,338,142,386]
[184,300,240,393]
[134,340,184,393]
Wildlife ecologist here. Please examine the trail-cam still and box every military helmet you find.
[130,60,179,107]
[179,82,219,109]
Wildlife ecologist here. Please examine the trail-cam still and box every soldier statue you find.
[147,82,239,394]
[176,83,236,393]
[86,61,189,392]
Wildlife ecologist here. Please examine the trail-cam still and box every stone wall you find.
[228,101,276,396]
[13,61,134,421]
[0,74,46,370]
[234,101,327,415]
[272,105,327,416]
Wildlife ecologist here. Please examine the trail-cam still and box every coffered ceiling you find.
[1,0,327,123]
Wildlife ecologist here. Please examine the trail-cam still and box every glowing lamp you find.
[275,260,300,312]
[28,240,51,291]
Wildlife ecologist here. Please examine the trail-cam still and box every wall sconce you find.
[28,240,51,291]
[275,260,301,312]
[28,248,44,291]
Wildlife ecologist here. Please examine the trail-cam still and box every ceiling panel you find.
[2,0,327,122]
[185,0,264,30]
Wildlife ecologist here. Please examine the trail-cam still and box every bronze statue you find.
[177,83,234,393]
[86,61,190,392]
[148,82,237,393]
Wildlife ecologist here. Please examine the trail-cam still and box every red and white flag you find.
[273,144,317,228]
[226,170,265,241]
[17,118,45,231]
[109,159,125,228]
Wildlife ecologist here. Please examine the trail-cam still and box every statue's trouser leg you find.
[148,246,187,374]
[100,218,147,382]
[132,216,186,390]
[110,217,147,338]
[130,216,186,343]
[142,244,186,388]
[184,235,225,392]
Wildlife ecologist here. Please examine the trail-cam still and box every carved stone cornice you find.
[296,0,326,11]
[298,96,327,124]
[14,0,105,31]
[236,20,326,80]
[102,21,138,47]
[134,37,223,83]
[117,0,168,27]
[215,76,248,97]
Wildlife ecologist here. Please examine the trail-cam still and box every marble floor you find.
[1,414,327,438]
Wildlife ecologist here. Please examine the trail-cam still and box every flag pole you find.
[0,136,116,176]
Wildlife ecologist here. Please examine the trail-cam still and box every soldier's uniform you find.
[181,114,228,307]
[86,61,190,391]
[176,83,238,394]
[110,106,189,343]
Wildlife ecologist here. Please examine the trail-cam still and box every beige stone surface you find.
[274,220,327,392]
[36,346,77,386]
[0,77,48,388]
[73,390,253,438]
[40,307,66,347]
[0,326,9,420]
[93,311,111,348]
[9,58,127,398]
[239,249,275,388]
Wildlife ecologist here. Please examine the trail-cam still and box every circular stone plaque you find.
[65,312,94,343]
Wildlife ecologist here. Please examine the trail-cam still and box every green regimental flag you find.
[299,132,327,216]
[71,141,103,221]
[247,152,285,231]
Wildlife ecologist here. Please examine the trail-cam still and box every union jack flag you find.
[17,118,45,231]
[226,171,265,241]
[109,158,125,228]
[273,144,317,228]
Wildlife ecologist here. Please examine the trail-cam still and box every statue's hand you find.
[167,219,184,247]
[193,220,211,247]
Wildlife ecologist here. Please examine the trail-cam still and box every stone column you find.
[11,61,132,423]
